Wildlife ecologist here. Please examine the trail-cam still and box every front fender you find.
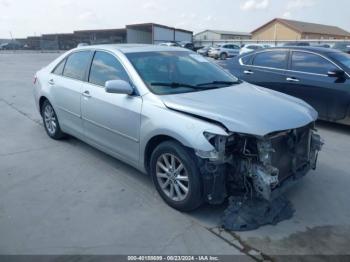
[139,99,228,172]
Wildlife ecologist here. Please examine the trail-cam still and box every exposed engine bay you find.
[196,122,323,230]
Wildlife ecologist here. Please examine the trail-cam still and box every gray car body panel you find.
[34,44,318,175]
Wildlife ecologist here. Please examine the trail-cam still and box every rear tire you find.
[41,100,65,140]
[150,141,203,211]
[220,53,228,60]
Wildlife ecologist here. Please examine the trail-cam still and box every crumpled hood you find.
[160,83,318,137]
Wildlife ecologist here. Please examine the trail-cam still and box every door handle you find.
[244,70,254,75]
[48,79,55,85]
[82,90,91,98]
[286,77,300,82]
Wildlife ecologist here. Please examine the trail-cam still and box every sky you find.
[0,0,350,38]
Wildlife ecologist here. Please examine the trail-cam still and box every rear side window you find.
[63,51,91,81]
[89,51,129,86]
[52,59,66,75]
[241,54,253,65]
[253,51,288,69]
[250,45,262,50]
[291,52,337,75]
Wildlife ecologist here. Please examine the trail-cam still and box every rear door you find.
[50,50,93,136]
[225,44,240,57]
[240,50,289,93]
[81,50,142,165]
[285,51,349,120]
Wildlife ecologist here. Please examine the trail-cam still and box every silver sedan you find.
[33,44,322,211]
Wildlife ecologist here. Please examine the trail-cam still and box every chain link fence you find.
[193,39,349,48]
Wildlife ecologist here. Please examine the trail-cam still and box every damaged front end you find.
[196,122,323,205]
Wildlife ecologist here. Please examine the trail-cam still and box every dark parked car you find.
[314,44,330,48]
[0,42,23,50]
[283,42,310,47]
[178,41,194,50]
[332,42,350,54]
[220,47,350,125]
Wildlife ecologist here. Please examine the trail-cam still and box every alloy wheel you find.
[156,153,190,202]
[43,104,57,135]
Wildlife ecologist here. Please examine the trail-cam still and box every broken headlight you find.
[195,132,231,161]
[257,140,275,166]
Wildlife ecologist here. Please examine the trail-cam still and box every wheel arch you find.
[143,135,184,173]
[39,96,49,115]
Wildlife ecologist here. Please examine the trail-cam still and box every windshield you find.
[126,51,239,95]
[329,52,350,69]
[333,43,350,49]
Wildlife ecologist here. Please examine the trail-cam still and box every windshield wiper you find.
[196,80,239,87]
[150,82,201,89]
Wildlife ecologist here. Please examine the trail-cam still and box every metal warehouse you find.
[126,23,193,44]
[14,23,193,50]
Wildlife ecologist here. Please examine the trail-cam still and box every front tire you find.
[41,100,65,140]
[150,141,203,211]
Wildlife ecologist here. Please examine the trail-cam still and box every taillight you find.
[33,76,37,84]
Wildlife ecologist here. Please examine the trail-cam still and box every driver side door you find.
[81,51,142,165]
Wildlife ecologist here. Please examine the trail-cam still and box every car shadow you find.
[61,135,227,228]
[59,119,349,231]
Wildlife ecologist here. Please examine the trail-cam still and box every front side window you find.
[89,51,129,86]
[253,51,288,69]
[63,51,91,81]
[126,51,238,95]
[291,52,337,75]
[328,52,350,70]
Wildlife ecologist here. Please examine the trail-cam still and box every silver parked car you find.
[208,43,240,60]
[33,44,322,211]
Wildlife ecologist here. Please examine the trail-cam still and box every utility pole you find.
[9,31,14,51]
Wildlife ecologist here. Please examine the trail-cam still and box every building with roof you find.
[40,33,79,50]
[74,28,127,45]
[126,23,193,44]
[194,30,251,41]
[252,18,350,41]
[9,23,192,50]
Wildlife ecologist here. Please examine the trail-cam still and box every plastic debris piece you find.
[221,195,295,231]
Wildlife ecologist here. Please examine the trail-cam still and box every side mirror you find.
[328,69,345,78]
[105,80,134,95]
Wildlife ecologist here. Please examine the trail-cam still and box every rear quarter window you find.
[52,59,66,75]
[63,51,92,81]
[240,54,254,65]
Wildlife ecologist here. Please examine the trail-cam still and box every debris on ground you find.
[221,195,295,231]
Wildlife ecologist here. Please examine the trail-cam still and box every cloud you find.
[282,0,315,19]
[79,11,94,21]
[142,1,157,10]
[283,11,292,18]
[240,0,269,11]
[286,0,315,10]
[142,0,168,12]
[0,0,10,7]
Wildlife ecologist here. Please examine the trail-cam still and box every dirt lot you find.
[1,52,350,260]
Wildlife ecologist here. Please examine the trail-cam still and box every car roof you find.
[245,44,266,46]
[74,44,190,53]
[261,46,343,55]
